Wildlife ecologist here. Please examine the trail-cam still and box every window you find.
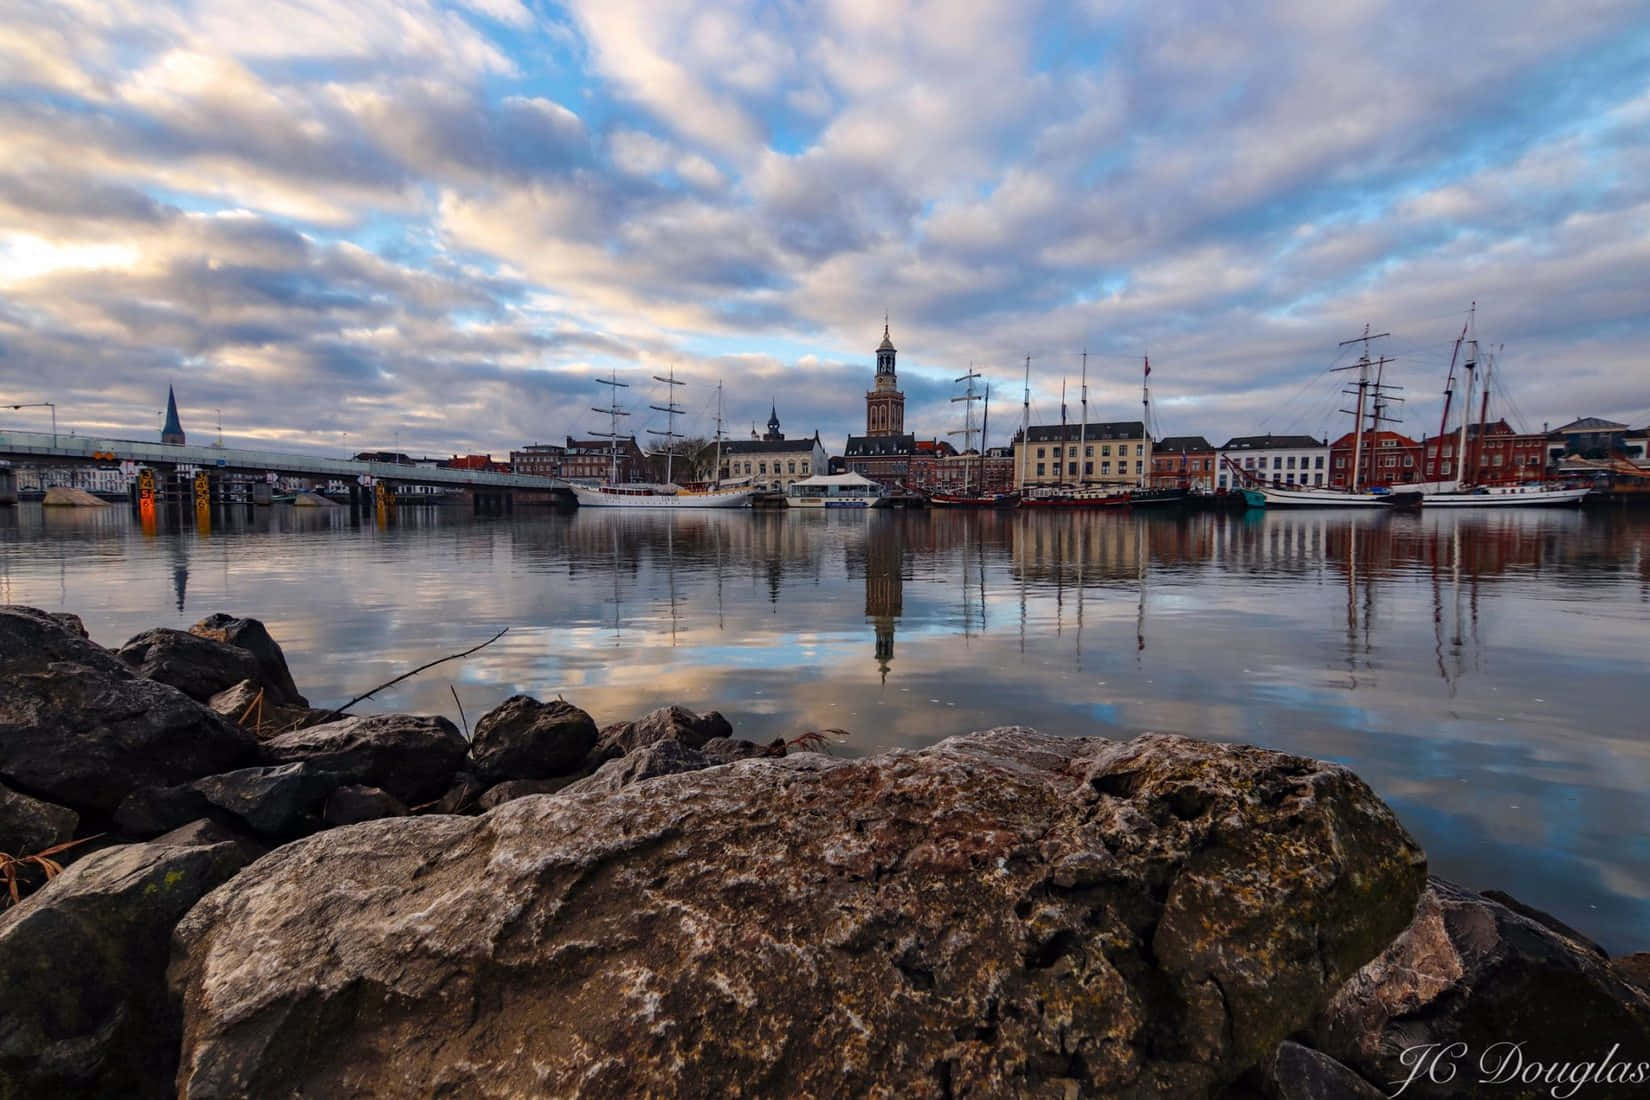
[1036,448,1045,459]
[1381,455,1396,468]
[1272,457,1282,470]
[1085,446,1093,457]
[744,462,753,474]
[1286,472,1296,484]
[1036,463,1045,476]
[1084,461,1093,475]
[1244,457,1255,469]
[1492,455,1504,467]
[1218,474,1228,488]
[1136,461,1143,474]
[1286,456,1296,469]
[1315,473,1324,485]
[1101,445,1111,457]
[1101,461,1111,475]
[1136,445,1143,456]
[1404,456,1414,467]
[1315,456,1325,468]
[758,462,767,475]
[801,462,809,473]
[1334,456,1346,468]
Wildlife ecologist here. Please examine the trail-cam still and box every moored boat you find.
[788,472,891,508]
[573,373,753,509]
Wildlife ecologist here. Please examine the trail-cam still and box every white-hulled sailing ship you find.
[569,371,755,509]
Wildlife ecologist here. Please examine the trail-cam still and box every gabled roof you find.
[844,433,918,456]
[1220,434,1325,451]
[1552,417,1627,433]
[721,438,818,455]
[1156,435,1214,453]
[1021,421,1146,443]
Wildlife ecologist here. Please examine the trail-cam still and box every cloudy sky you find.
[3,0,1648,458]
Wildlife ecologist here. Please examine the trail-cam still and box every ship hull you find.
[1259,486,1393,508]
[1419,486,1589,507]
[570,484,754,508]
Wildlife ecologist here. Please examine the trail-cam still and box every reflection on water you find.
[1,502,1647,950]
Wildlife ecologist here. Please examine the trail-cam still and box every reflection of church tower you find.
[865,520,905,682]
[866,323,905,437]
[161,385,186,446]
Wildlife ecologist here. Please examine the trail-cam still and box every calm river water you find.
[3,502,1647,949]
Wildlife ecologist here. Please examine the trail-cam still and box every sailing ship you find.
[569,372,755,509]
[1019,353,1132,509]
[1403,309,1588,508]
[1261,327,1404,508]
[929,369,1019,507]
[1128,356,1188,508]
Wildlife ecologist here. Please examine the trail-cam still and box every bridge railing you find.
[0,430,565,490]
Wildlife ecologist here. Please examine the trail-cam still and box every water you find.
[2,502,1647,951]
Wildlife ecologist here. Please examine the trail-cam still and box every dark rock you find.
[699,736,771,763]
[116,627,261,703]
[0,826,254,1098]
[191,763,336,838]
[0,606,257,815]
[114,784,218,837]
[468,695,598,782]
[207,679,330,738]
[1314,877,1650,1098]
[596,704,733,755]
[1481,887,1609,959]
[260,713,468,805]
[476,776,579,811]
[1,780,78,857]
[152,818,268,863]
[431,771,488,815]
[189,613,307,706]
[47,612,89,639]
[323,785,408,826]
[558,738,714,797]
[171,728,1425,1097]
[1263,1041,1385,1100]
[1614,953,1650,994]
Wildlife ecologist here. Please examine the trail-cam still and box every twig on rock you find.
[450,684,470,741]
[319,628,509,723]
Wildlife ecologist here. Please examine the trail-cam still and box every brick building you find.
[510,443,565,478]
[1420,421,1548,485]
[561,436,646,483]
[1328,430,1422,488]
[1149,435,1217,491]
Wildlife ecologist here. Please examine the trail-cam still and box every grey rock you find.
[47,612,89,639]
[171,728,1425,1097]
[261,713,468,805]
[0,826,254,1098]
[189,613,307,706]
[0,780,78,857]
[468,695,598,782]
[1314,877,1650,1099]
[476,776,580,811]
[1263,1040,1385,1100]
[596,703,733,755]
[700,736,774,763]
[116,763,336,840]
[0,607,257,815]
[114,784,217,837]
[323,785,408,826]
[557,737,714,797]
[1614,953,1650,995]
[431,771,487,815]
[117,627,261,703]
[206,679,330,739]
[1480,887,1609,959]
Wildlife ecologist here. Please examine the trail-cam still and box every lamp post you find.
[7,402,56,447]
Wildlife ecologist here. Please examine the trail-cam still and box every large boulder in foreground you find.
[117,628,261,703]
[260,714,467,805]
[1313,877,1650,1099]
[596,703,733,755]
[0,822,255,1098]
[0,607,258,815]
[468,695,598,782]
[171,729,1426,1097]
[189,614,307,706]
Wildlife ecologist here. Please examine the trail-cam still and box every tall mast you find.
[1139,356,1151,489]
[1059,378,1068,487]
[980,383,990,493]
[1078,350,1088,487]
[950,366,983,494]
[1335,326,1390,491]
[591,370,630,485]
[1472,346,1494,485]
[647,365,685,485]
[713,380,725,487]
[1455,337,1478,490]
[1435,310,1469,479]
[1020,355,1031,491]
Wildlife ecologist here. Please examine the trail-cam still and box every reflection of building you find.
[864,520,905,681]
[1150,435,1216,491]
[719,407,827,491]
[1013,421,1152,489]
[1218,434,1327,490]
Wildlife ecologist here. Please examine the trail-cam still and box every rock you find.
[116,627,262,703]
[171,728,1425,1097]
[0,606,257,815]
[116,763,335,841]
[1615,953,1650,995]
[206,679,330,738]
[1313,877,1650,1098]
[557,738,714,797]
[260,713,467,805]
[468,695,598,782]
[1,780,78,857]
[1480,887,1609,959]
[114,784,218,837]
[596,703,733,755]
[700,736,773,763]
[189,614,307,707]
[47,612,89,639]
[0,824,255,1098]
[323,785,408,826]
[431,771,487,815]
[475,776,579,810]
[1263,1041,1385,1100]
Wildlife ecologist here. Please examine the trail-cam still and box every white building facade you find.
[1216,434,1329,490]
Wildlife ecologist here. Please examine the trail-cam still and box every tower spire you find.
[161,383,186,445]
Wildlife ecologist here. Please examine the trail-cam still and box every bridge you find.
[0,428,569,512]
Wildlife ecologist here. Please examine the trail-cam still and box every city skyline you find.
[2,2,1648,457]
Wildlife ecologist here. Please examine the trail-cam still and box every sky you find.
[2,0,1648,459]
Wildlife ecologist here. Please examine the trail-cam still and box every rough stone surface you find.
[1480,887,1609,958]
[1262,1041,1384,1100]
[432,772,487,815]
[1314,877,1650,1099]
[557,737,714,797]
[596,703,733,755]
[172,729,1425,1098]
[0,824,255,1099]
[116,628,262,703]
[1615,952,1650,995]
[189,613,307,706]
[206,679,329,738]
[190,763,336,838]
[468,695,598,782]
[700,736,774,763]
[114,785,217,838]
[0,780,79,857]
[47,612,90,639]
[476,776,580,810]
[0,606,257,815]
[260,714,468,805]
[323,785,408,826]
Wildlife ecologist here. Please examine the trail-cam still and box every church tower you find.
[865,322,905,437]
[161,384,186,446]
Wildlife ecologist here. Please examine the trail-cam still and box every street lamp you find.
[7,402,55,447]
